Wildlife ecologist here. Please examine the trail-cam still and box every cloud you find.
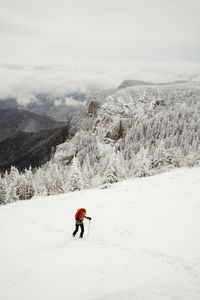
[64,97,82,107]
[54,97,81,107]
[16,94,38,106]
[54,99,62,107]
[0,62,200,103]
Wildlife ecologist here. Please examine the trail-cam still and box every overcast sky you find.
[0,0,200,96]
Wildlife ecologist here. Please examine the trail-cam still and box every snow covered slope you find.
[0,167,200,300]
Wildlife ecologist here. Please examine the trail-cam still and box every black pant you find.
[73,223,84,238]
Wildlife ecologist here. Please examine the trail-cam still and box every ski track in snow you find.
[0,167,200,300]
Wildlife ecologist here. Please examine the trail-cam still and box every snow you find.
[0,167,200,300]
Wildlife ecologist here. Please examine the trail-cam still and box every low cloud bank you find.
[0,61,200,106]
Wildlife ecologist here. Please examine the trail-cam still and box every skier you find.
[73,208,92,238]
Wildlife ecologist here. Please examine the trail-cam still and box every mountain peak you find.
[118,80,154,89]
[118,79,188,89]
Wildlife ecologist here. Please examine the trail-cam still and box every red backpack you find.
[75,208,86,220]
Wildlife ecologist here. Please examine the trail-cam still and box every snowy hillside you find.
[1,167,200,300]
[1,80,200,204]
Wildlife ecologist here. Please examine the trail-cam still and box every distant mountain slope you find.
[118,80,188,89]
[0,124,69,172]
[0,108,65,142]
[0,92,86,121]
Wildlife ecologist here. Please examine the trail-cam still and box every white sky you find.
[0,0,200,96]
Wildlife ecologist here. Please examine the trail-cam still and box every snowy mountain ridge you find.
[118,79,188,89]
[53,80,200,164]
[64,81,200,143]
[1,80,200,204]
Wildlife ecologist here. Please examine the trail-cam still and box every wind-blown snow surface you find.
[0,168,200,300]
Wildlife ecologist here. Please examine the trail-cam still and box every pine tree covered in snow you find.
[81,154,94,189]
[43,162,64,195]
[6,166,20,203]
[68,157,84,192]
[134,147,151,177]
[33,168,48,197]
[103,152,119,184]
[0,177,7,205]
[19,168,35,200]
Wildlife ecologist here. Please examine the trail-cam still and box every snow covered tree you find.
[21,167,35,199]
[68,157,84,192]
[0,177,8,205]
[15,167,35,200]
[184,151,197,167]
[81,154,94,189]
[152,142,181,170]
[33,168,48,197]
[16,174,28,200]
[103,152,119,185]
[61,166,70,193]
[115,151,127,179]
[134,147,151,177]
[44,162,64,195]
[6,166,20,203]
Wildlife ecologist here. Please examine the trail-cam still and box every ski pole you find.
[88,220,91,236]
